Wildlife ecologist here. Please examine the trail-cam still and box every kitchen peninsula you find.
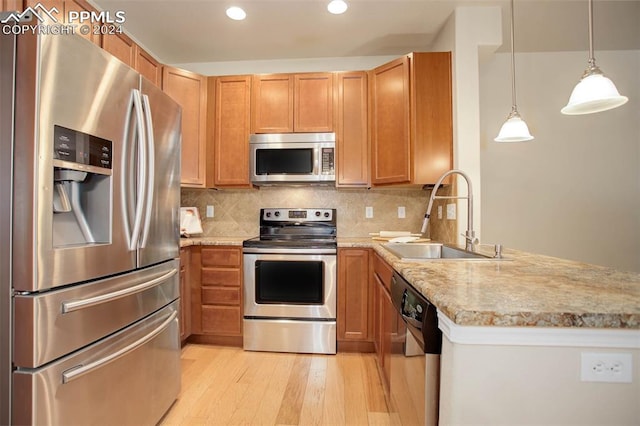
[345,238,640,425]
[180,236,639,424]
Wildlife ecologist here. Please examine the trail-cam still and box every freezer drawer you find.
[14,259,179,368]
[13,300,181,426]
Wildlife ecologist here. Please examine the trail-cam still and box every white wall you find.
[431,7,502,247]
[480,50,640,272]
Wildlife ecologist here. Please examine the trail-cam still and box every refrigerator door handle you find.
[140,93,155,249]
[129,89,148,251]
[61,310,178,384]
[121,91,135,249]
[61,268,178,314]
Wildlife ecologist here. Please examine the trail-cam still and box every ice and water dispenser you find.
[52,125,112,247]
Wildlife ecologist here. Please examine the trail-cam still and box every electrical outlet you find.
[446,203,456,220]
[206,205,214,218]
[581,352,633,383]
[437,205,443,219]
[365,206,373,219]
[398,206,406,218]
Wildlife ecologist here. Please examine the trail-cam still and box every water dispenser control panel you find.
[53,125,112,174]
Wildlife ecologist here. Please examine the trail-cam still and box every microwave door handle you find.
[129,89,147,251]
[314,146,320,175]
[139,93,155,249]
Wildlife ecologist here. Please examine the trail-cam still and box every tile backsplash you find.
[181,186,456,242]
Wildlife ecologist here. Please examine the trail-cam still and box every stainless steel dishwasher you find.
[390,271,442,426]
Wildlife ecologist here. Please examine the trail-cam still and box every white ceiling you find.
[91,0,640,65]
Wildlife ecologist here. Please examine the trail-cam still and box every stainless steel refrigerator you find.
[1,26,182,425]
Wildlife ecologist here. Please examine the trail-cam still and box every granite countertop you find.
[339,238,640,329]
[182,236,640,329]
[180,236,245,247]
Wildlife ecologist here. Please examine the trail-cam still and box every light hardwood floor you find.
[160,344,398,426]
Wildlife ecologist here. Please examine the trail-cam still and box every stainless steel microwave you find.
[249,133,336,185]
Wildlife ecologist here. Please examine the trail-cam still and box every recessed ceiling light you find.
[226,6,246,21]
[327,0,348,15]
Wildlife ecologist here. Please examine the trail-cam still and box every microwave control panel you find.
[321,148,334,174]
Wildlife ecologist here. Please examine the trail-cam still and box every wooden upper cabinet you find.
[19,0,102,45]
[134,46,162,87]
[101,33,162,87]
[410,52,453,185]
[63,0,102,45]
[370,56,411,185]
[1,0,22,11]
[251,74,294,133]
[101,31,135,67]
[294,73,333,132]
[370,52,452,186]
[335,71,369,187]
[162,66,208,188]
[211,75,252,188]
[251,72,333,133]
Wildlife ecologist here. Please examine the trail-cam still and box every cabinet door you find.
[294,73,333,132]
[101,32,135,67]
[213,75,252,188]
[337,248,370,343]
[335,71,369,187]
[162,66,207,187]
[199,247,243,338]
[410,52,453,184]
[370,56,410,185]
[64,0,102,45]
[1,0,22,11]
[135,45,162,87]
[179,248,192,341]
[251,74,294,133]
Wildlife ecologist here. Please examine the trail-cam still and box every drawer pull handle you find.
[62,269,177,313]
[62,310,177,384]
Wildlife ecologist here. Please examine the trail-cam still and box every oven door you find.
[243,248,337,319]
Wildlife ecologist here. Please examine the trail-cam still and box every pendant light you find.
[495,0,533,142]
[561,0,628,115]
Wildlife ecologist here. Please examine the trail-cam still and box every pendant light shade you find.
[561,0,628,115]
[495,0,534,142]
[495,109,534,142]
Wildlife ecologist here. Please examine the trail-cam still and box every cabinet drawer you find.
[202,286,241,306]
[373,252,393,291]
[201,306,242,335]
[201,268,240,287]
[201,247,241,267]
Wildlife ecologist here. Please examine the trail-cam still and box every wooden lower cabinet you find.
[190,246,243,346]
[179,248,192,342]
[337,248,374,352]
[372,251,397,391]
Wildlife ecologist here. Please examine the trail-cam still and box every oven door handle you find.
[242,247,336,255]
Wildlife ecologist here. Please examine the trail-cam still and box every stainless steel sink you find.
[382,242,497,261]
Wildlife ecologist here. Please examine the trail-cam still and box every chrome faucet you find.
[421,169,478,251]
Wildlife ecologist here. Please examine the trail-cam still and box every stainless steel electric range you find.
[242,208,337,354]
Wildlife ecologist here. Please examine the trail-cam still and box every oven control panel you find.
[261,208,334,222]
